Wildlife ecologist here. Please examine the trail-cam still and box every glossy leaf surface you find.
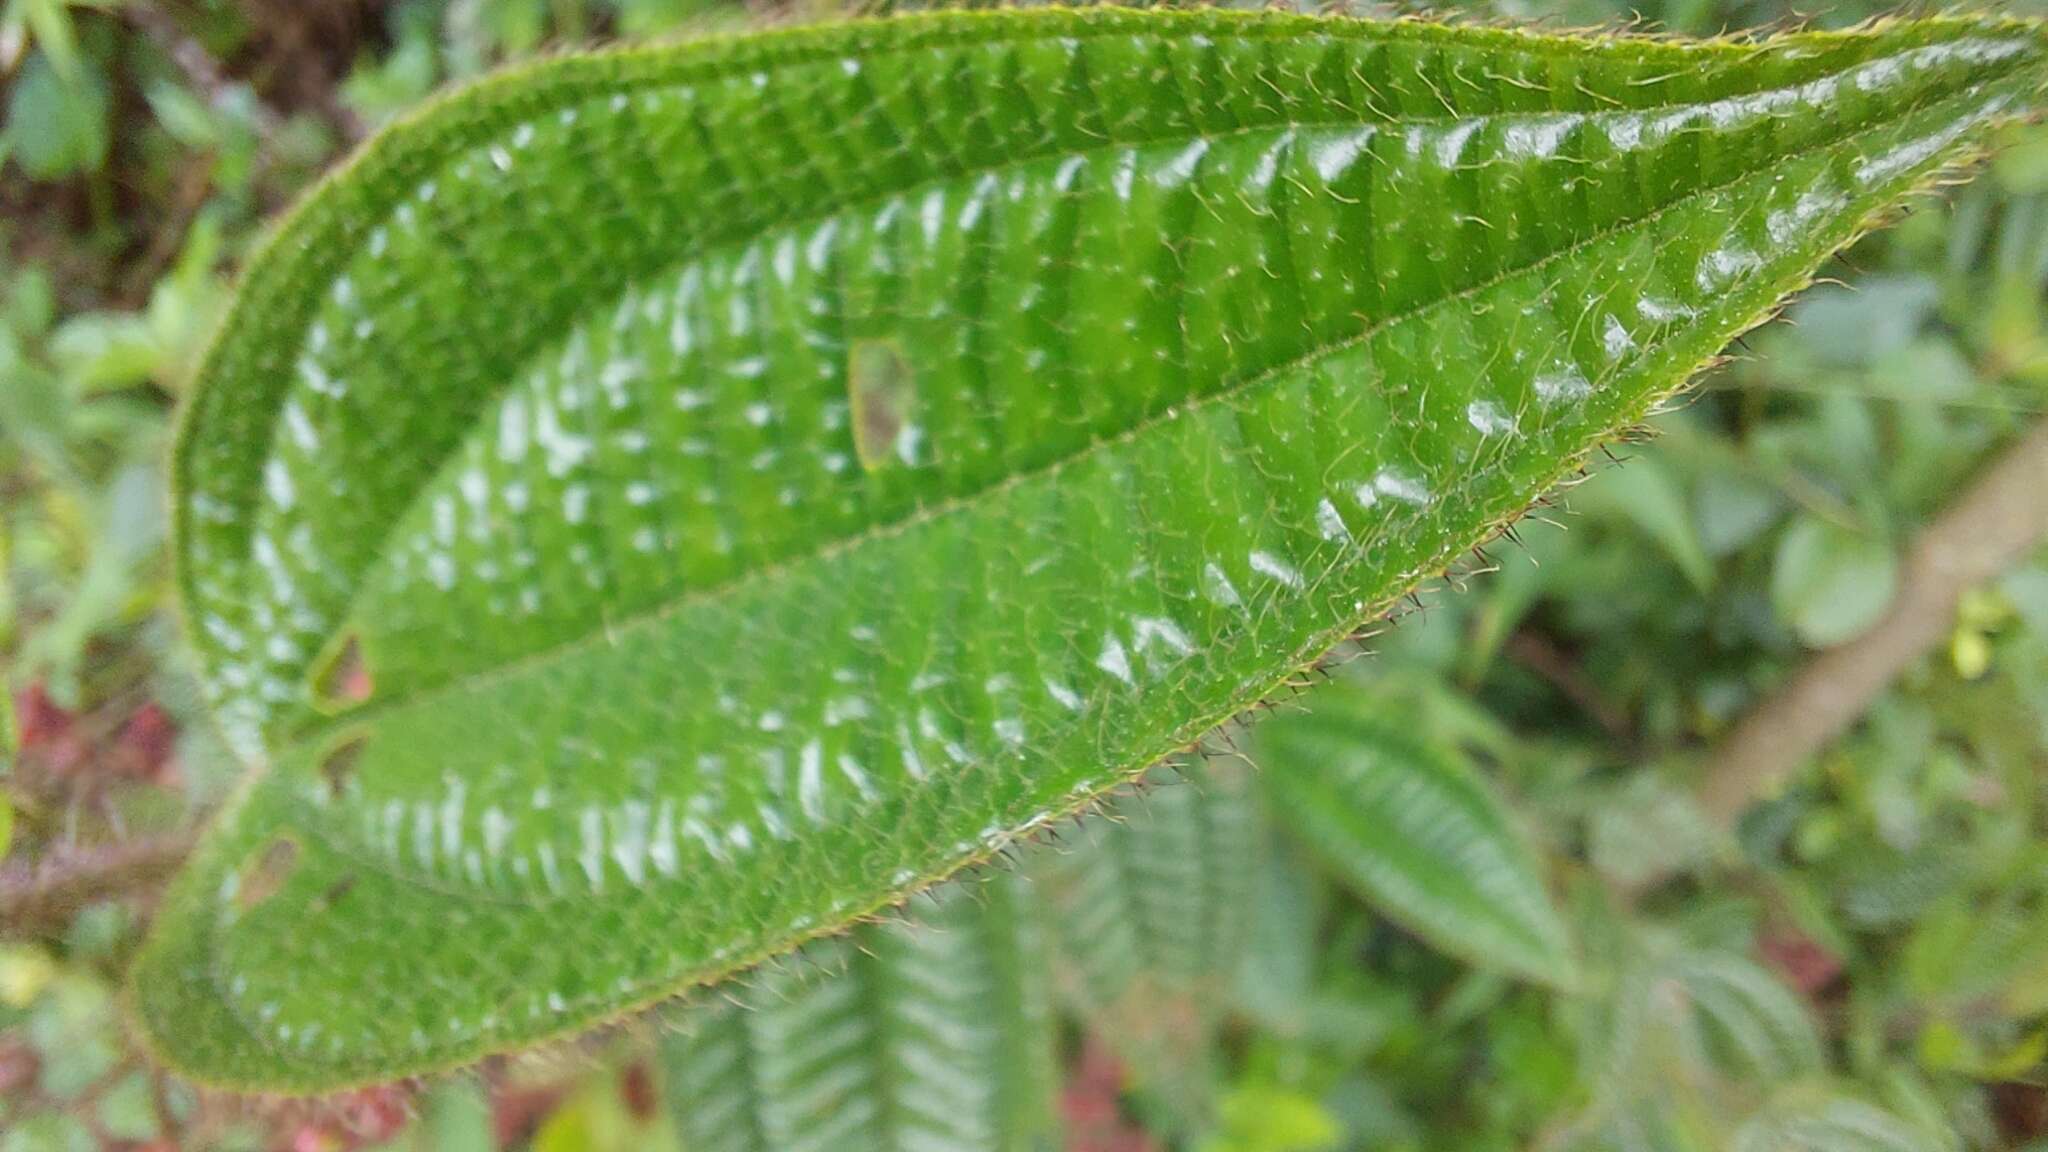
[1257,704,1574,985]
[136,6,2048,1087]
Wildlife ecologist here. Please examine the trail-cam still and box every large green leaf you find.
[136,6,2048,1087]
[1256,701,1573,985]
[1034,753,1260,1131]
[661,762,1240,1151]
[660,871,1056,1152]
[1038,756,1258,1008]
[1732,1094,1937,1152]
[1568,931,1828,1147]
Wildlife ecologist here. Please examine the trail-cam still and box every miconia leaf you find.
[1733,1094,1939,1152]
[1579,936,1824,1140]
[661,871,1056,1152]
[1256,702,1573,986]
[1661,948,1824,1081]
[1034,753,1260,1130]
[137,7,2048,1087]
[1038,757,1259,1006]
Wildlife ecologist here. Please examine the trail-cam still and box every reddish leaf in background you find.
[0,1041,39,1099]
[619,1061,657,1122]
[13,684,83,776]
[494,1080,568,1147]
[1993,1082,2048,1143]
[1759,928,1844,999]
[113,702,177,783]
[341,1085,411,1143]
[289,1125,345,1152]
[288,1085,414,1152]
[1062,1036,1158,1152]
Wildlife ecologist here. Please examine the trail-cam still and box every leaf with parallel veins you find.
[660,871,1056,1152]
[1035,754,1260,1132]
[1256,702,1573,986]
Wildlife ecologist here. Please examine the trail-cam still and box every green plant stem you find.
[1697,418,2048,833]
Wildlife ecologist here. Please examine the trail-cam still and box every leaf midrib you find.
[1286,734,1563,966]
[274,75,2010,758]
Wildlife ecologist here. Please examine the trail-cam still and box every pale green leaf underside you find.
[1033,754,1258,1128]
[1257,704,1573,986]
[1039,756,1257,1009]
[137,6,2047,1088]
[661,871,1055,1152]
[661,762,1240,1152]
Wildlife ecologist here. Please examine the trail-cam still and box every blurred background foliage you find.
[6,0,2048,1149]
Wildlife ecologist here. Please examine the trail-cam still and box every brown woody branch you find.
[1505,628,1637,750]
[1697,419,2048,833]
[0,831,196,936]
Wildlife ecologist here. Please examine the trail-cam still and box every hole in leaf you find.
[848,338,920,472]
[234,838,300,912]
[311,874,356,913]
[317,733,368,800]
[309,631,372,713]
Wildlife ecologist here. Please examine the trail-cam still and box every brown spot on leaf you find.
[317,733,368,800]
[310,632,372,713]
[235,838,300,911]
[312,874,357,914]
[848,338,918,472]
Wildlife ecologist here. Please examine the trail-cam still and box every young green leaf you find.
[137,7,2048,1088]
[1771,513,1899,647]
[1256,704,1573,986]
[660,871,1056,1152]
[1664,949,1825,1080]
